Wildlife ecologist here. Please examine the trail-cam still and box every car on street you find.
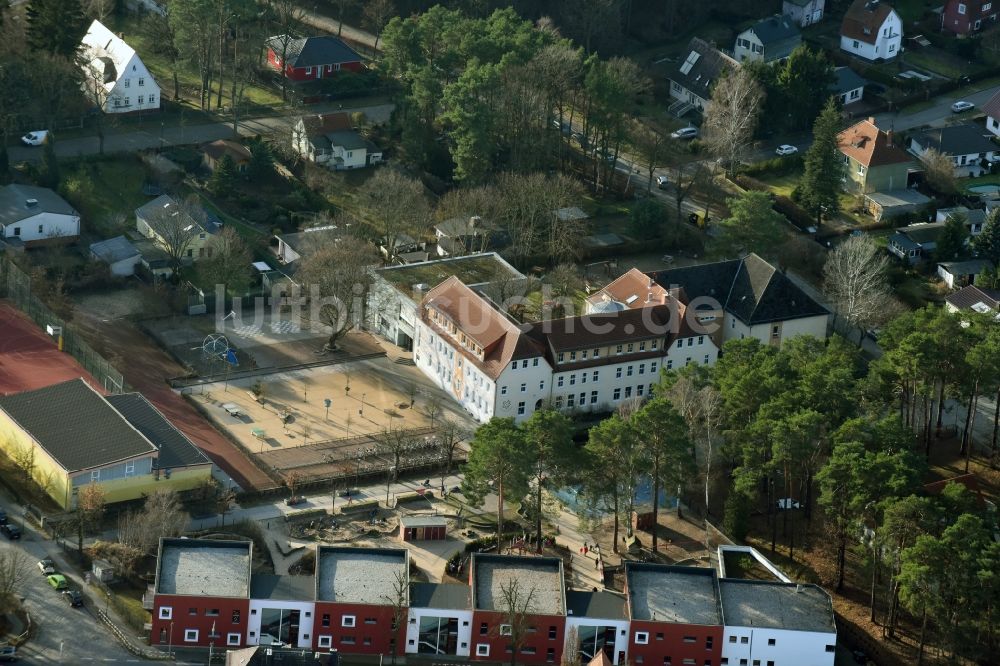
[37,559,56,575]
[775,144,798,156]
[285,495,306,506]
[46,574,68,590]
[62,589,84,607]
[1,524,20,540]
[951,100,975,113]
[20,130,49,146]
[656,175,669,189]
[670,126,699,140]
[0,645,16,662]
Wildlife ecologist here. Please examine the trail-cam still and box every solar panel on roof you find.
[679,51,701,75]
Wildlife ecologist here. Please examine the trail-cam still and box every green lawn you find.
[904,48,981,80]
[894,0,933,23]
[61,157,150,237]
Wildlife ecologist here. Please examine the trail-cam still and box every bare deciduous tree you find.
[11,439,34,481]
[360,169,430,261]
[265,0,307,101]
[919,147,958,195]
[495,577,537,666]
[561,626,582,666]
[702,66,764,176]
[204,227,253,295]
[373,428,415,481]
[665,372,722,514]
[77,482,106,556]
[142,196,206,275]
[631,120,668,194]
[381,570,408,665]
[362,0,396,50]
[823,235,893,344]
[0,546,31,597]
[436,418,469,489]
[295,235,380,351]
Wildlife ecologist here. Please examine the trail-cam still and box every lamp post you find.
[385,465,395,506]
[325,398,331,421]
[360,393,366,416]
[168,621,174,657]
[209,620,216,663]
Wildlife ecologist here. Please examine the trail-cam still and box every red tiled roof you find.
[837,117,912,168]
[585,267,672,310]
[841,0,896,45]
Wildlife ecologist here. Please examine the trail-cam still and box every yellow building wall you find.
[69,463,211,505]
[0,410,73,509]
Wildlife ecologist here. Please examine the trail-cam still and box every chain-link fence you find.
[0,255,128,394]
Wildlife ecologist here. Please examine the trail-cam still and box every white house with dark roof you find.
[0,184,80,245]
[909,124,997,178]
[937,259,995,289]
[292,113,381,169]
[945,284,1000,315]
[90,235,141,276]
[830,66,867,106]
[80,19,160,113]
[668,38,739,114]
[136,194,221,265]
[733,15,802,63]
[783,0,825,26]
[840,0,902,61]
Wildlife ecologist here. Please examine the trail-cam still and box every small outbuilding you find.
[202,139,251,173]
[399,515,448,542]
[90,235,141,276]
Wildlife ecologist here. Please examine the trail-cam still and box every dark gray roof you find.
[938,259,993,276]
[136,194,219,236]
[250,574,316,601]
[566,590,628,620]
[719,580,836,633]
[888,232,920,251]
[0,184,79,225]
[945,284,1000,310]
[90,235,140,264]
[268,35,362,69]
[831,66,867,95]
[745,14,801,46]
[651,253,828,326]
[410,582,471,610]
[0,379,157,472]
[670,38,738,102]
[106,393,211,469]
[910,124,997,157]
[324,129,368,151]
[896,221,946,245]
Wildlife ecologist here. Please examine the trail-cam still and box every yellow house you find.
[135,194,222,268]
[0,379,212,509]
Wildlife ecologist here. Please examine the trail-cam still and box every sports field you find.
[0,301,102,395]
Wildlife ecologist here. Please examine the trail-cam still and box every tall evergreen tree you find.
[40,136,60,189]
[777,45,836,131]
[935,212,968,262]
[973,207,1000,265]
[26,0,86,57]
[0,145,9,185]
[209,154,238,196]
[799,98,843,226]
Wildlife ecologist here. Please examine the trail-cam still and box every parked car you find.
[285,496,306,506]
[656,175,669,189]
[1,524,20,540]
[0,645,16,662]
[20,130,49,146]
[951,100,975,113]
[671,126,699,140]
[46,574,68,590]
[62,590,84,607]
[775,144,798,156]
[37,559,55,575]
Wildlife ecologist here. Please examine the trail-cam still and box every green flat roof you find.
[376,253,522,295]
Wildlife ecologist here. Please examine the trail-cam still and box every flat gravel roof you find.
[157,539,251,597]
[720,580,836,633]
[317,547,408,605]
[626,564,721,625]
[473,555,563,616]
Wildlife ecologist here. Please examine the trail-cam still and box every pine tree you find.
[973,207,1000,265]
[799,97,843,226]
[209,154,237,196]
[935,212,968,262]
[247,139,274,181]
[0,145,9,185]
[26,0,87,57]
[40,136,60,189]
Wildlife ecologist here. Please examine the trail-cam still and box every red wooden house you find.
[266,35,364,82]
[941,0,998,35]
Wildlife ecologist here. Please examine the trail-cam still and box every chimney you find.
[646,291,652,303]
[795,584,803,593]
[25,198,38,209]
[661,292,668,304]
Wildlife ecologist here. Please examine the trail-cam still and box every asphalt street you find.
[7,102,394,163]
[874,81,1000,131]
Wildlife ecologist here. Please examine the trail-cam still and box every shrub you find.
[743,154,803,176]
[630,199,668,240]
[773,195,815,231]
[731,173,770,192]
[723,491,751,542]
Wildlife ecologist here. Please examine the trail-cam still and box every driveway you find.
[8,101,394,163]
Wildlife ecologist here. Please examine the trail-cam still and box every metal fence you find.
[0,255,128,394]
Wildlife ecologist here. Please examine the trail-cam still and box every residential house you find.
[668,38,739,114]
[837,117,915,193]
[936,206,987,235]
[266,35,364,81]
[406,583,473,658]
[984,88,1000,137]
[0,184,80,246]
[434,216,510,257]
[888,221,947,262]
[830,66,867,106]
[650,254,831,348]
[89,235,141,276]
[624,564,723,666]
[941,0,999,35]
[944,284,1000,314]
[937,259,995,288]
[80,19,160,113]
[840,0,902,61]
[783,0,826,26]
[313,547,409,655]
[0,379,211,509]
[908,124,997,177]
[469,554,566,664]
[734,15,802,63]
[272,224,352,272]
[564,591,630,665]
[719,580,836,666]
[203,140,251,173]
[136,195,221,266]
[292,113,382,170]
[368,253,525,351]
[151,539,252,649]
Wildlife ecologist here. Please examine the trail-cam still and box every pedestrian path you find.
[551,507,608,591]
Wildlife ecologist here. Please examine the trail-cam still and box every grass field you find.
[61,157,150,237]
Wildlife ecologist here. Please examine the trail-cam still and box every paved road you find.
[8,101,394,162]
[0,523,135,664]
[300,10,379,54]
[874,82,1000,131]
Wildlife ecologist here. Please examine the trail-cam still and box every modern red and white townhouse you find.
[150,539,838,665]
[266,35,364,82]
